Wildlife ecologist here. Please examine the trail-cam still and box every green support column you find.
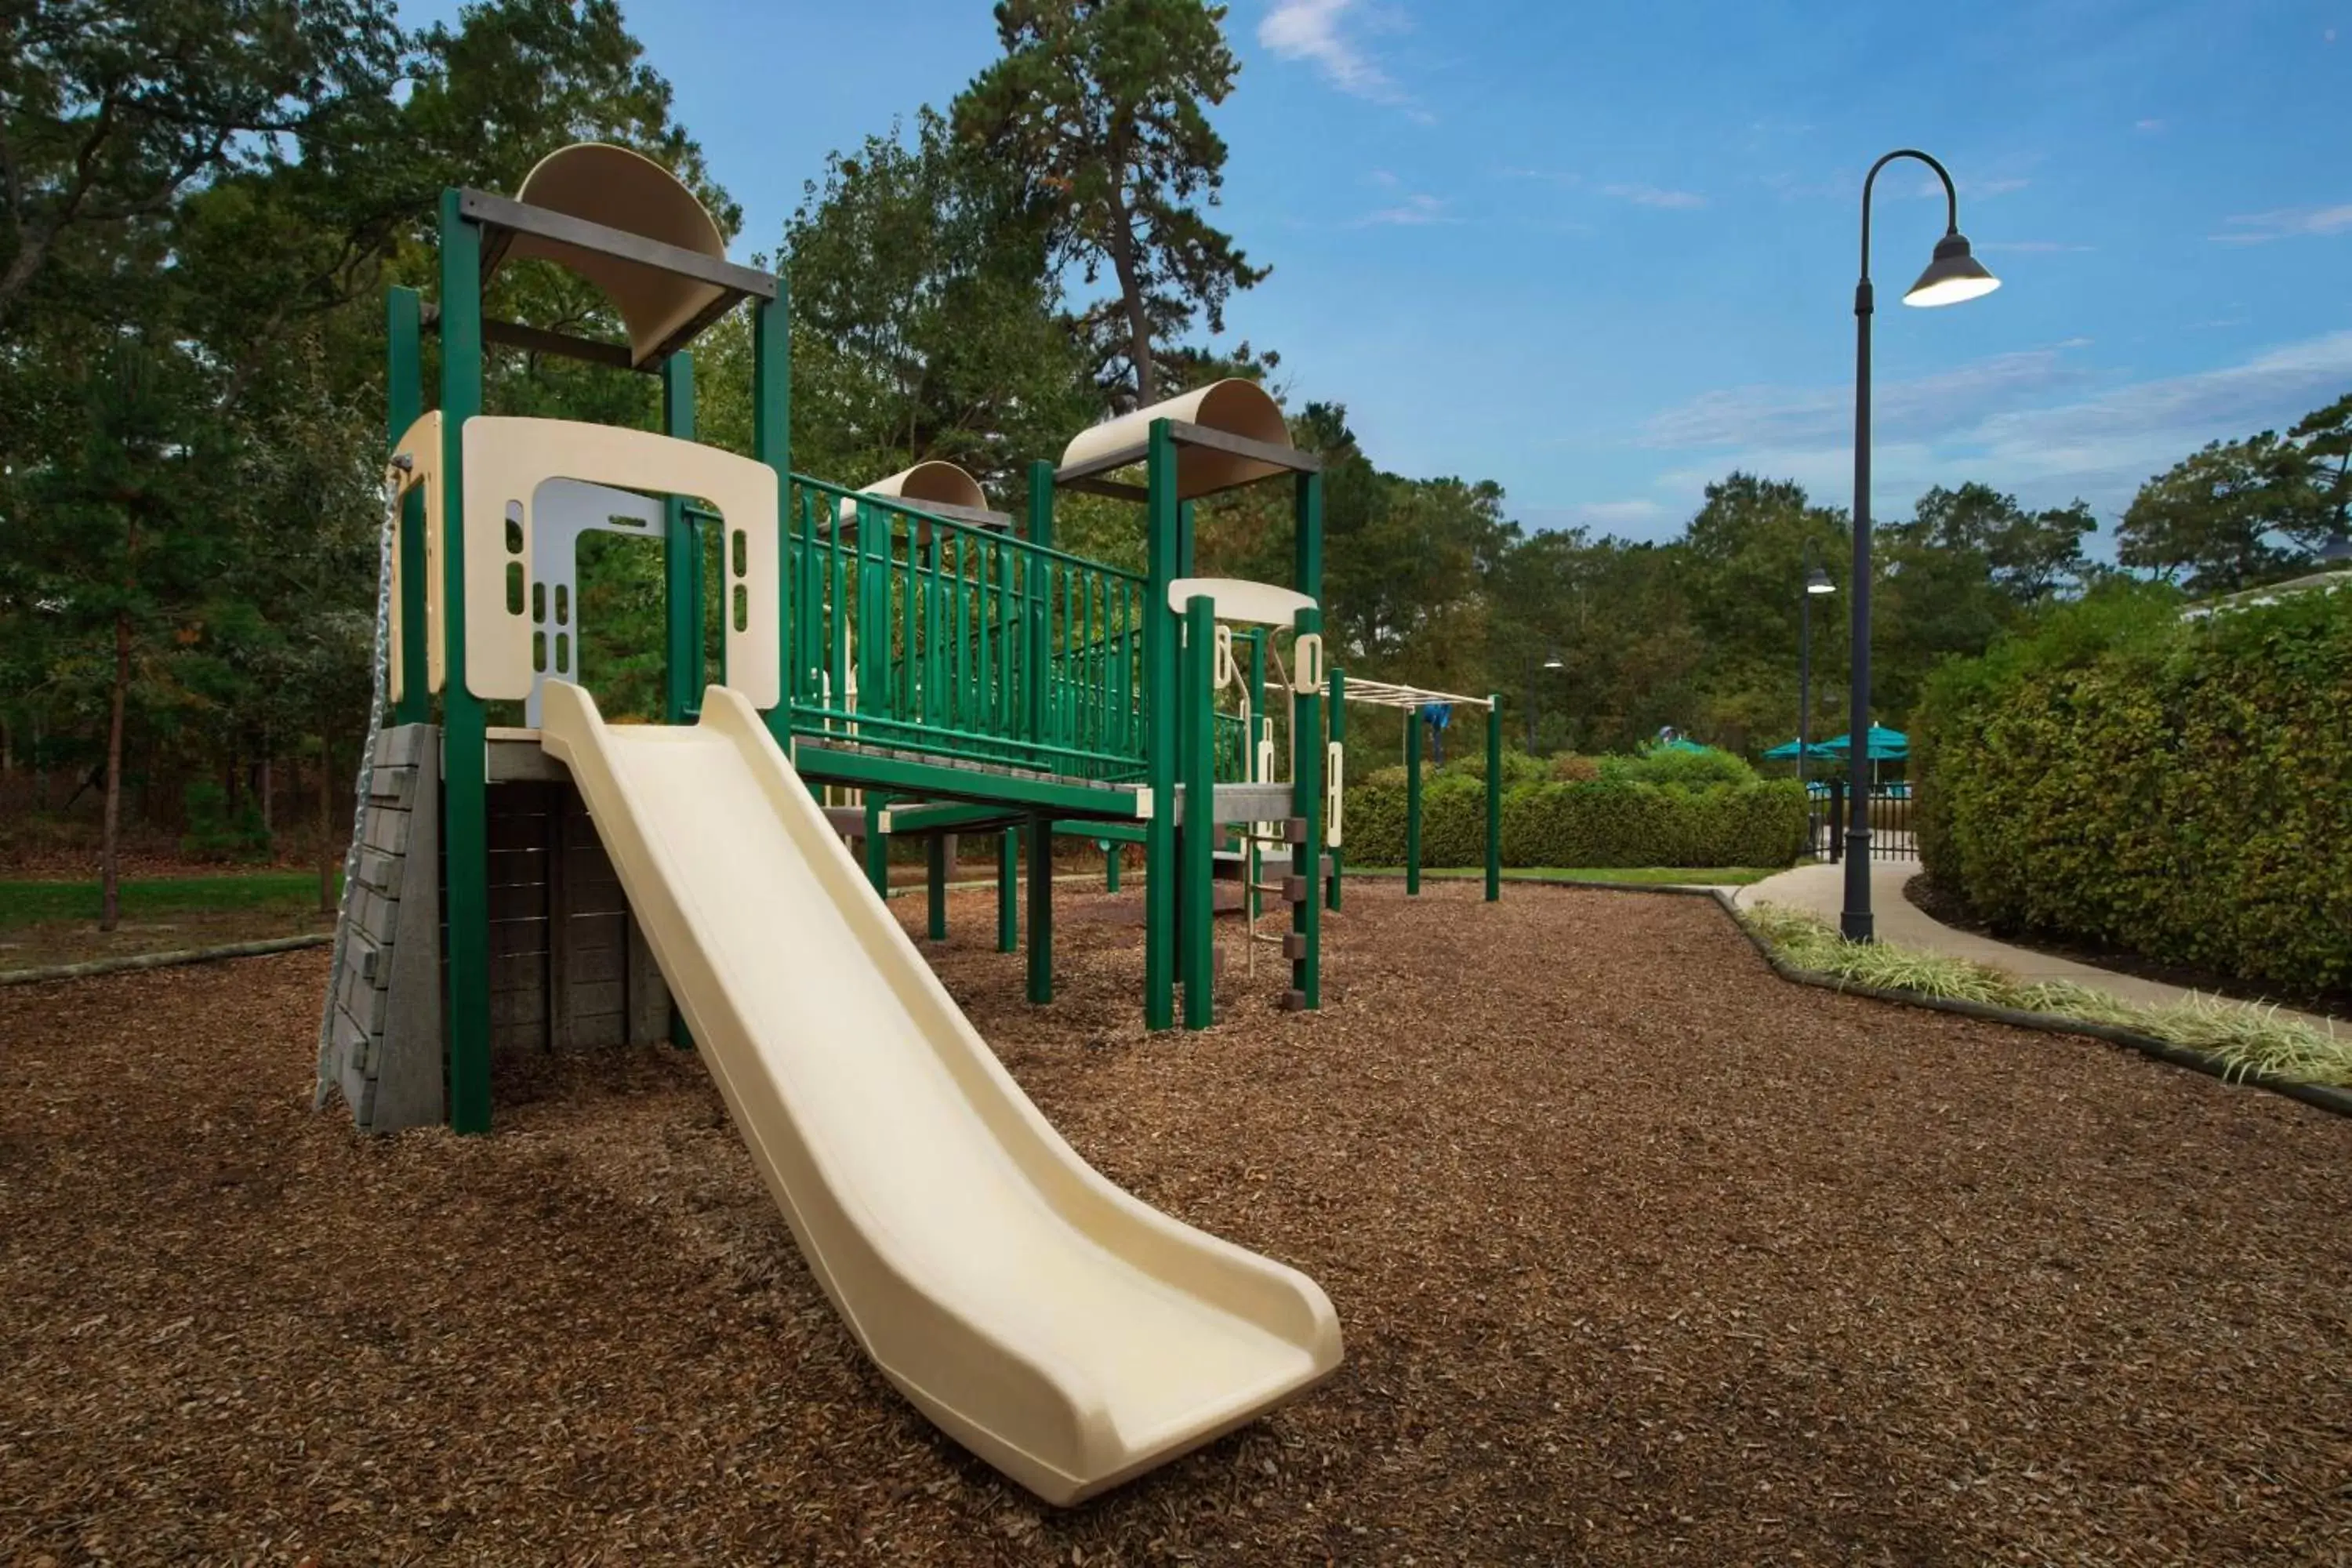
[1247,629,1266,927]
[1025,813,1054,1004]
[1295,470,1324,606]
[863,795,889,897]
[1177,499,1196,578]
[385,287,429,725]
[1142,422,1179,1029]
[434,190,491,1134]
[1181,594,1217,1029]
[1406,703,1423,896]
[752,296,791,739]
[1290,605,1324,1009]
[1327,665,1345,911]
[661,354,699,722]
[1485,694,1504,902]
[1104,841,1121,891]
[926,835,948,941]
[997,829,1018,952]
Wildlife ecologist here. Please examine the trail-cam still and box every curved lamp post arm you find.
[1860,147,1961,285]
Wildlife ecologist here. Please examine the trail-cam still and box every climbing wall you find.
[324,723,445,1134]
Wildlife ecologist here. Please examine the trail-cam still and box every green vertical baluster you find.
[864,794,889,897]
[1290,605,1323,1011]
[1181,594,1218,1029]
[926,833,948,942]
[1406,703,1423,896]
[662,354,698,723]
[1026,809,1054,1004]
[753,296,789,732]
[1247,629,1268,927]
[997,829,1018,953]
[385,287,429,725]
[1327,665,1346,911]
[1486,693,1503,902]
[1143,421,1178,1029]
[435,190,491,1134]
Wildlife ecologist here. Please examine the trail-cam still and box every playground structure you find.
[312,143,1398,1504]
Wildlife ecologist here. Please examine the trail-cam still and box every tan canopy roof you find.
[499,143,730,368]
[1058,379,1295,500]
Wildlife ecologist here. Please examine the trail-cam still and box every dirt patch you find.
[3,884,2347,1564]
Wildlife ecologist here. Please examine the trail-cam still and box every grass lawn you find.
[0,870,340,973]
[1350,865,1780,887]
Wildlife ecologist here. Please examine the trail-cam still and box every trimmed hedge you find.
[1915,581,2352,997]
[1345,773,1805,869]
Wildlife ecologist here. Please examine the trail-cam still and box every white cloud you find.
[1519,500,1668,533]
[2211,203,2352,244]
[1260,0,1404,104]
[2135,118,2165,132]
[1637,330,2352,518]
[1355,191,1453,227]
[1602,183,1706,211]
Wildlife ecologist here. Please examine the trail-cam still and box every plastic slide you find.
[538,682,1343,1504]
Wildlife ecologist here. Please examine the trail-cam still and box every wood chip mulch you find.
[2,881,2347,1566]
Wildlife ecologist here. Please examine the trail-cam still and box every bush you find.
[1345,774,1804,869]
[1597,746,1758,789]
[1915,579,2352,997]
[1548,753,1602,783]
[1443,747,1549,788]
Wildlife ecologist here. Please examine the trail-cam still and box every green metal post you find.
[435,191,491,1134]
[1181,594,1217,1029]
[1177,499,1196,578]
[1295,470,1324,605]
[1406,702,1422,895]
[1290,605,1323,1010]
[752,296,791,735]
[1025,461,1052,764]
[864,795,889,897]
[1486,694,1504,902]
[1105,841,1121,891]
[1026,813,1054,1004]
[1247,629,1266,927]
[1142,421,1179,1029]
[662,354,699,722]
[1327,665,1345,911]
[385,287,429,725]
[997,829,1018,952]
[926,835,948,941]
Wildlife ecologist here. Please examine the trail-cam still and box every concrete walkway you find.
[1737,855,2340,1026]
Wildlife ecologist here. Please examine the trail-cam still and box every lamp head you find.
[1903,230,2001,307]
[1543,647,1565,670]
[1805,565,1836,596]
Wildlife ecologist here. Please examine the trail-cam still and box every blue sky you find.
[405,0,2351,544]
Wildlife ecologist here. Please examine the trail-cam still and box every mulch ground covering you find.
[3,881,2347,1565]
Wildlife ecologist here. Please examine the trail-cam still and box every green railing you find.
[780,477,1151,782]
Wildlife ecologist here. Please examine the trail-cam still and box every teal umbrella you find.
[1651,735,1713,754]
[1762,737,1842,761]
[1813,724,1907,761]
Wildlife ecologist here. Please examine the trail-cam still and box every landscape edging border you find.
[1480,874,2352,1121]
[0,934,334,989]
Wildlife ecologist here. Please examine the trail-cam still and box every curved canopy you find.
[1059,379,1294,500]
[500,143,730,368]
[859,460,987,513]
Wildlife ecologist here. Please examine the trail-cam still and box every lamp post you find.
[2321,531,2352,566]
[1799,543,1834,855]
[1843,148,2001,941]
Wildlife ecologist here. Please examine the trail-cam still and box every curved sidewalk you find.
[1735,856,2339,1026]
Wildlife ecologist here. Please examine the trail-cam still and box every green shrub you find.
[1597,746,1758,789]
[1346,775,1804,869]
[1443,747,1549,788]
[1915,579,2352,997]
[1549,753,1602,782]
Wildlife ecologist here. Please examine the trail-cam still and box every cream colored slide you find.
[538,682,1342,1504]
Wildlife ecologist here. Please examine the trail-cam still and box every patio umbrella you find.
[1812,724,1907,760]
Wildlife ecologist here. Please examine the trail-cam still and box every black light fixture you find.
[1543,646,1565,670]
[1797,542,1835,850]
[1844,149,2002,942]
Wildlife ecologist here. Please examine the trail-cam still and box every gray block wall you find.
[325,724,446,1134]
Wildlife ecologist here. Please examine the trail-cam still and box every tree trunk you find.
[32,713,47,811]
[317,739,336,915]
[101,606,129,931]
[260,743,273,838]
[1103,185,1156,405]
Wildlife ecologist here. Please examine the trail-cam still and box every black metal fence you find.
[1809,782,1918,861]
